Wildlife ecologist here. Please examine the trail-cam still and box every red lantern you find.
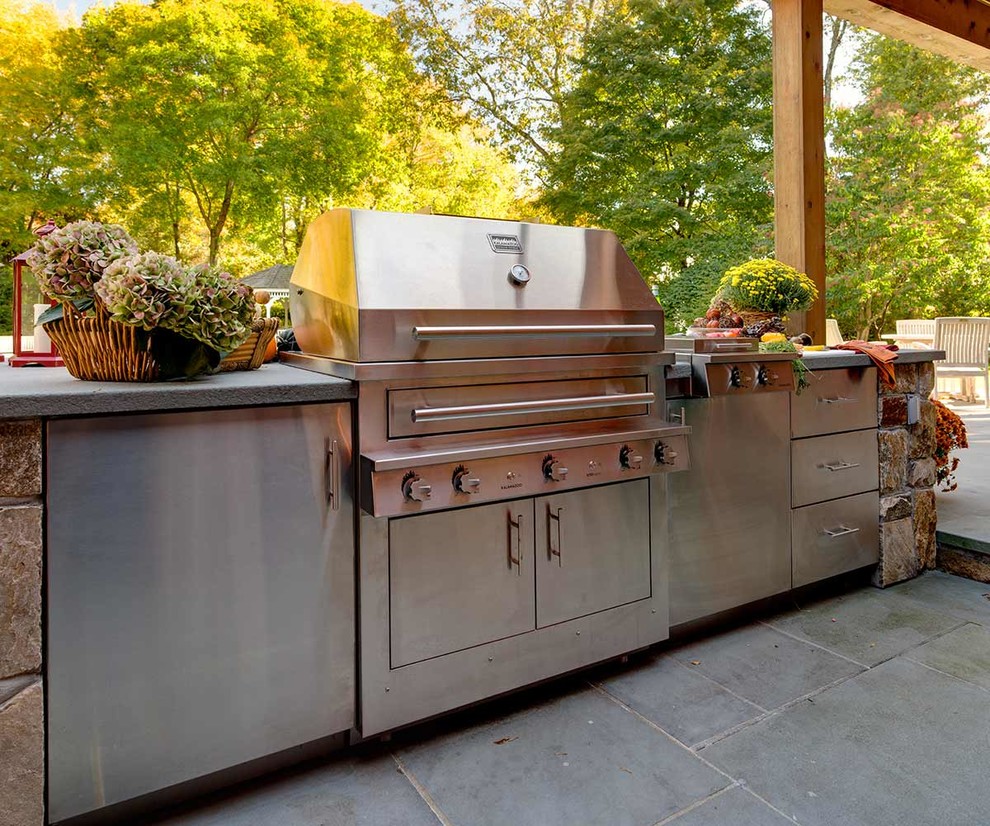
[9,220,64,367]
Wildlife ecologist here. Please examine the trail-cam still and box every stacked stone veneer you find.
[0,420,44,826]
[875,361,938,586]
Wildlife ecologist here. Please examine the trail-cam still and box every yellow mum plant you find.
[716,259,817,315]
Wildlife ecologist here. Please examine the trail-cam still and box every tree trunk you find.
[207,180,235,266]
[823,15,849,110]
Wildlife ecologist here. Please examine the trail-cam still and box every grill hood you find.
[289,209,664,362]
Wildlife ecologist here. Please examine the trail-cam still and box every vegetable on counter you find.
[758,339,812,393]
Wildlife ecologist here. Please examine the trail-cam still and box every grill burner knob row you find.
[542,454,569,482]
[401,471,432,502]
[619,445,643,470]
[452,465,481,494]
[654,441,679,466]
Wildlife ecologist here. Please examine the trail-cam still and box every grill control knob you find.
[619,445,643,470]
[401,471,432,502]
[654,441,679,466]
[452,465,481,494]
[729,365,744,388]
[756,365,770,386]
[542,454,569,482]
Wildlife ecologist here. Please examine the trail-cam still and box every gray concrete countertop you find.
[801,348,945,369]
[0,361,355,419]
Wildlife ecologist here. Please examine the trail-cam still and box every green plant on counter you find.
[758,339,812,394]
[717,258,818,315]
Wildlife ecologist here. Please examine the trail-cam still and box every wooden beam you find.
[773,0,827,344]
[825,0,990,72]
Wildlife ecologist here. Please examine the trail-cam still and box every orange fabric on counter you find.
[834,340,899,388]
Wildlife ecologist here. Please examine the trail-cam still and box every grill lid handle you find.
[412,392,655,423]
[412,324,657,340]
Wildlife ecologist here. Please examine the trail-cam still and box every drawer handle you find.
[819,396,856,404]
[823,525,861,538]
[822,461,860,472]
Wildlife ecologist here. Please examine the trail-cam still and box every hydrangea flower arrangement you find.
[27,221,256,379]
[716,259,818,315]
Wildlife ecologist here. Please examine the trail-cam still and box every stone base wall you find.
[937,544,990,584]
[875,362,938,587]
[0,420,44,826]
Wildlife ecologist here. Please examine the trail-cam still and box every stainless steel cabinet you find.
[389,501,536,667]
[667,394,792,626]
[536,481,651,627]
[47,404,355,823]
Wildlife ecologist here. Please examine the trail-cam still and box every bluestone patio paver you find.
[662,785,795,826]
[394,685,728,826]
[670,624,864,710]
[593,652,764,747]
[145,750,441,826]
[882,570,990,627]
[702,657,990,826]
[905,622,990,690]
[765,587,962,666]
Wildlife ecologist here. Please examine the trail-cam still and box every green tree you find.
[73,0,420,267]
[826,35,990,339]
[540,0,774,330]
[0,0,93,333]
[392,0,601,179]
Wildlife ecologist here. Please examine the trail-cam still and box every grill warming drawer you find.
[792,492,880,587]
[791,367,878,438]
[791,429,879,507]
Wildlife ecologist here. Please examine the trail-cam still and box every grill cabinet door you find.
[535,480,651,628]
[389,500,536,667]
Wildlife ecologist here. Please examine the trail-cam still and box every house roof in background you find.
[240,264,293,291]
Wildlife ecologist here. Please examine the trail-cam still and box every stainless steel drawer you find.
[792,491,880,587]
[791,367,877,438]
[792,429,878,507]
[389,375,651,437]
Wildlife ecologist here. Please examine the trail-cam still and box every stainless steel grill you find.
[285,209,690,736]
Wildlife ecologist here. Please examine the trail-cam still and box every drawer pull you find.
[822,461,860,472]
[819,396,857,404]
[823,525,861,538]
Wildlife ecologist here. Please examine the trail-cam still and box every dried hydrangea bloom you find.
[95,252,192,329]
[25,221,138,301]
[164,265,254,353]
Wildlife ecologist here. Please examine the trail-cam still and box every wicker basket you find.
[738,309,777,327]
[45,304,162,381]
[218,317,279,372]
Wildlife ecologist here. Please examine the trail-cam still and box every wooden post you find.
[773,0,827,344]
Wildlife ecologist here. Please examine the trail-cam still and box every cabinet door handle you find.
[548,506,564,566]
[508,513,523,575]
[820,396,856,404]
[324,438,340,511]
[823,525,860,538]
[822,461,860,472]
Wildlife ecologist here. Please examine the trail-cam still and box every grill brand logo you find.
[487,233,523,254]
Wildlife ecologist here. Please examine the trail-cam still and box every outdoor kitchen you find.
[0,210,947,825]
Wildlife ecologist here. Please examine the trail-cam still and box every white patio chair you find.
[895,318,935,347]
[825,318,844,347]
[933,317,990,407]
